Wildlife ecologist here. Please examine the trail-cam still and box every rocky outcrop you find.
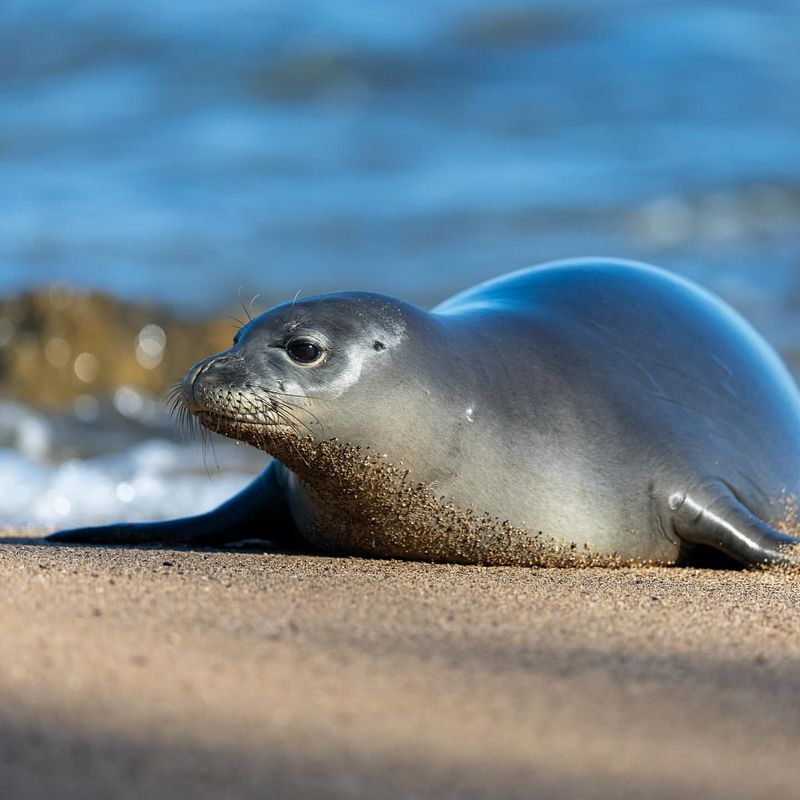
[0,286,240,410]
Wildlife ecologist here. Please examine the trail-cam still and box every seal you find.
[49,259,800,568]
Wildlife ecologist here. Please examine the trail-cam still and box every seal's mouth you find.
[196,410,290,431]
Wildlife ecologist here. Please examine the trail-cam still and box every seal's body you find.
[50,260,800,567]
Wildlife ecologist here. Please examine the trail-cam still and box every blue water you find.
[2,1,799,325]
[1,0,799,528]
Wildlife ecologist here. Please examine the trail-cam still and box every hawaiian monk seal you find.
[49,259,800,567]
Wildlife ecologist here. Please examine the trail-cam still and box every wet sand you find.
[2,532,800,799]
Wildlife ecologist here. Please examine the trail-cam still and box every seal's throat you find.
[207,420,612,567]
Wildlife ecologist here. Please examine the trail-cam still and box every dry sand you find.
[2,532,800,799]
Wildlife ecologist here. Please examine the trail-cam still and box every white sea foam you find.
[0,402,262,531]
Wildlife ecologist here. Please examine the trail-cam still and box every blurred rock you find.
[0,288,239,411]
[457,7,584,48]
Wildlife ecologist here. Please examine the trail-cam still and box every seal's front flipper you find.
[47,519,228,547]
[669,483,800,568]
[47,461,300,549]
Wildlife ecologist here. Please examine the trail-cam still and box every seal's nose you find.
[184,359,206,389]
[183,353,226,411]
[182,351,246,412]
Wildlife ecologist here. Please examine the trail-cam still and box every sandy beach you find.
[1,533,799,799]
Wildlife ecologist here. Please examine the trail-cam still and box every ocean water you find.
[1,0,798,529]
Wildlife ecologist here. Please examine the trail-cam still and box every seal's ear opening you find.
[373,340,386,351]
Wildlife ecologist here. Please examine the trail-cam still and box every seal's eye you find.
[286,338,324,365]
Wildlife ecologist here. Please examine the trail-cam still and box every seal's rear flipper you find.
[47,461,300,549]
[669,484,800,568]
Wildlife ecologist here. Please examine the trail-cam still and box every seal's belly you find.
[278,446,677,567]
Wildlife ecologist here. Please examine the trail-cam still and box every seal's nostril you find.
[186,361,204,386]
[183,366,202,409]
[185,354,228,408]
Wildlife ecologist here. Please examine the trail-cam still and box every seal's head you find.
[179,292,428,454]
